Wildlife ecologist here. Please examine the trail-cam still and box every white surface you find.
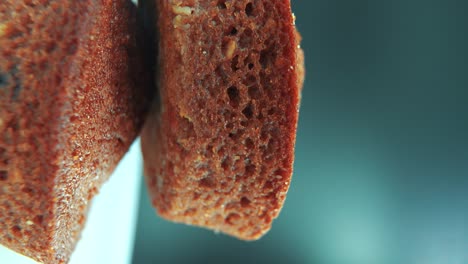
[0,140,142,264]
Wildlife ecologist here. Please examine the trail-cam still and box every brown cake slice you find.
[0,0,150,263]
[141,0,304,240]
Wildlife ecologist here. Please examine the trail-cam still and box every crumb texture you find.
[0,1,149,263]
[142,0,303,240]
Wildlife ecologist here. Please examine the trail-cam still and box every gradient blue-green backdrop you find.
[133,1,468,263]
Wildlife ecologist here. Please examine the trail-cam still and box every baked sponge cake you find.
[0,0,149,263]
[142,0,304,240]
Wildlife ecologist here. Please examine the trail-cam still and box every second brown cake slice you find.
[142,0,304,240]
[0,0,150,262]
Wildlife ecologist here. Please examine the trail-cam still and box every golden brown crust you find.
[0,1,149,263]
[295,30,305,94]
[142,0,303,240]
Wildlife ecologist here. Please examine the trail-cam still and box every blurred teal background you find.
[133,1,468,263]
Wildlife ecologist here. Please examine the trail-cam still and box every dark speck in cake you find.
[10,68,22,100]
[12,82,22,100]
[0,71,8,89]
